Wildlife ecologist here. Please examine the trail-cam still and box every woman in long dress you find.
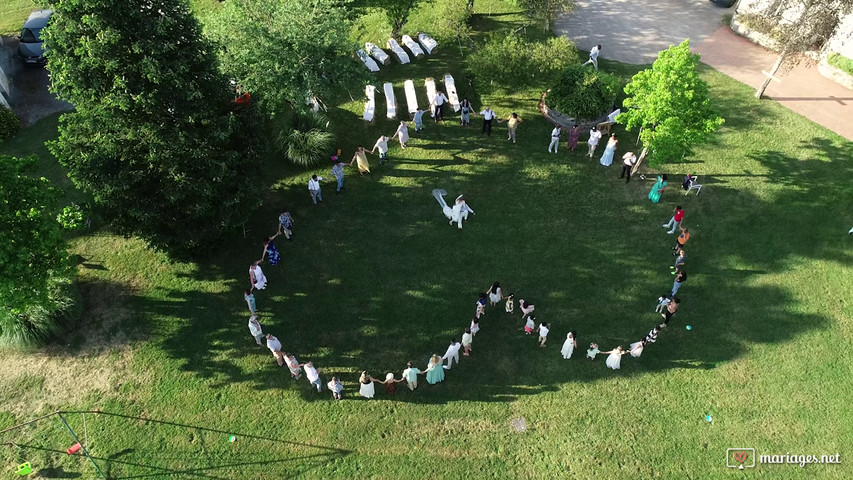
[391,121,409,148]
[560,331,578,359]
[648,174,668,203]
[359,371,378,398]
[628,340,645,358]
[349,145,371,175]
[603,345,627,370]
[425,354,445,384]
[599,133,617,166]
[249,261,267,290]
[567,125,580,151]
[260,233,281,266]
[487,282,503,306]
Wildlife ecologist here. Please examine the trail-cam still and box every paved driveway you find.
[0,35,73,126]
[555,0,731,64]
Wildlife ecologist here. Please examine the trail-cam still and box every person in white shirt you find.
[371,135,389,163]
[620,151,637,183]
[537,322,550,347]
[548,126,562,153]
[587,126,602,159]
[432,89,449,122]
[308,174,323,205]
[391,121,409,149]
[479,107,497,136]
[582,44,602,70]
[462,328,474,356]
[265,334,285,366]
[451,195,475,229]
[302,361,322,392]
[442,339,462,369]
[248,315,264,346]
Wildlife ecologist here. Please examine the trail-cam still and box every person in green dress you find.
[425,354,445,384]
[648,174,668,203]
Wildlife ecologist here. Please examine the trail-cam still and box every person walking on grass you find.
[350,145,371,176]
[475,292,487,319]
[671,249,686,275]
[479,106,497,136]
[548,125,562,153]
[380,372,404,394]
[249,261,267,290]
[266,333,285,366]
[582,44,602,70]
[285,353,302,379]
[327,376,343,400]
[244,289,256,314]
[561,331,579,359]
[277,209,294,239]
[402,361,422,391]
[470,317,480,336]
[537,322,550,347]
[619,151,637,183]
[260,233,282,266]
[663,205,685,234]
[371,135,390,164]
[462,327,474,356]
[248,314,264,347]
[659,297,680,328]
[432,89,449,122]
[503,112,523,143]
[331,158,345,193]
[442,339,462,369]
[567,124,581,152]
[603,345,627,370]
[425,355,445,384]
[308,174,324,205]
[671,270,687,297]
[648,174,668,203]
[644,325,660,345]
[519,299,535,319]
[587,126,602,159]
[359,371,379,398]
[599,133,617,167]
[460,98,472,125]
[303,361,322,392]
[505,294,515,314]
[487,282,504,306]
[391,121,410,149]
[413,108,426,132]
[524,314,536,335]
[673,227,690,254]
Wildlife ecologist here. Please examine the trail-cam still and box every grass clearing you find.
[1,0,851,478]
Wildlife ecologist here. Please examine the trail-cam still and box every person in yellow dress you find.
[349,145,372,175]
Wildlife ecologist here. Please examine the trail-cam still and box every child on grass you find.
[462,327,473,356]
[475,292,487,319]
[519,299,535,319]
[586,343,600,360]
[655,295,671,313]
[524,315,536,335]
[284,353,302,380]
[380,372,404,394]
[537,322,550,347]
[327,376,343,400]
[505,294,514,314]
[470,318,480,336]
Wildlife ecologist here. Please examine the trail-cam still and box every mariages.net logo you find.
[726,448,841,469]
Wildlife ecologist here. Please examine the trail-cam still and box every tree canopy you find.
[548,64,619,120]
[207,0,368,117]
[45,0,262,258]
[618,40,724,165]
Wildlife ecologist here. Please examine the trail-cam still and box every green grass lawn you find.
[1,0,852,478]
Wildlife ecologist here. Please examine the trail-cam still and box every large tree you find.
[519,0,575,31]
[736,0,853,98]
[207,0,368,117]
[0,155,76,348]
[45,0,262,258]
[354,0,423,36]
[618,40,724,165]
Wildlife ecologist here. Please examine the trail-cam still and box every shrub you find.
[350,8,393,46]
[828,52,853,76]
[547,64,619,120]
[279,111,334,167]
[0,106,20,143]
[405,0,472,45]
[468,34,577,90]
[0,277,81,349]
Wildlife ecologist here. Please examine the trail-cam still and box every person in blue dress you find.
[648,174,668,203]
[260,233,282,266]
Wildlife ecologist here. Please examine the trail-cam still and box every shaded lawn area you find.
[1,0,851,478]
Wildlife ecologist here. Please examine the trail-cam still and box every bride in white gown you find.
[432,189,475,229]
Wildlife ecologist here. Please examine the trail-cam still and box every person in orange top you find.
[673,227,690,255]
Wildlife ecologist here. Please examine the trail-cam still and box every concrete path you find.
[695,27,853,141]
[554,0,730,64]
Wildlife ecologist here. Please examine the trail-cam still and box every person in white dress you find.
[628,340,645,358]
[537,322,550,347]
[603,345,627,370]
[599,133,617,167]
[391,121,409,149]
[487,282,503,306]
[442,339,462,369]
[249,261,267,290]
[548,126,561,153]
[587,126,602,159]
[451,195,475,229]
[359,371,378,398]
[560,331,578,359]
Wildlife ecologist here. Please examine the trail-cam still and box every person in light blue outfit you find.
[425,354,445,384]
[331,156,345,193]
[413,108,425,132]
[599,133,617,167]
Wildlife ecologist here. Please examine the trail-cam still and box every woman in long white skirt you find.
[560,331,578,359]
[391,121,410,148]
[487,282,503,306]
[599,133,618,167]
[603,345,627,370]
[628,340,645,358]
[359,371,378,398]
[249,261,267,290]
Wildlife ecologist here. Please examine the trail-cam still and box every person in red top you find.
[663,205,685,234]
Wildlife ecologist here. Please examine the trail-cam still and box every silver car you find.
[18,10,53,65]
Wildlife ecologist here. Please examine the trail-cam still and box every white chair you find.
[684,175,702,195]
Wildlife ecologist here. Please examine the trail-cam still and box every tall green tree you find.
[207,0,368,117]
[355,0,423,36]
[618,40,724,165]
[45,0,261,258]
[519,0,575,31]
[0,155,77,348]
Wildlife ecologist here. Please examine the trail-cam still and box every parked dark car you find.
[711,0,737,7]
[17,10,53,65]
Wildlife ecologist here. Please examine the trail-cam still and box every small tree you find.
[547,64,619,119]
[737,0,853,98]
[207,0,368,117]
[405,0,472,45]
[468,34,577,90]
[618,40,724,165]
[518,0,575,31]
[0,155,77,348]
